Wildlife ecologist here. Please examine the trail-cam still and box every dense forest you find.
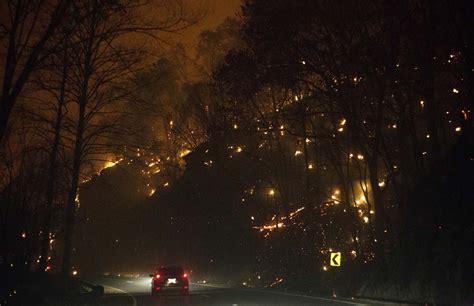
[1,0,473,304]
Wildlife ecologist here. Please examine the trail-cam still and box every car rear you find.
[151,266,189,295]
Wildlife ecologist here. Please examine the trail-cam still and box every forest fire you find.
[102,159,123,171]
[253,207,305,232]
[1,0,472,304]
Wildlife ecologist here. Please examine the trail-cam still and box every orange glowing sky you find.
[182,0,242,46]
[152,0,242,57]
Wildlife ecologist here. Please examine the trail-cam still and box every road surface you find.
[85,275,397,306]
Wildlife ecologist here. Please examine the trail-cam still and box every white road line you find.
[201,294,211,298]
[191,282,225,288]
[103,285,137,306]
[246,288,366,305]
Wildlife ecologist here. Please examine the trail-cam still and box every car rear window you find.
[159,267,183,275]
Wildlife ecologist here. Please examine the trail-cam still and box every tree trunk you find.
[61,0,97,275]
[421,2,442,162]
[61,101,86,276]
[368,159,386,262]
[39,41,69,271]
[0,97,15,142]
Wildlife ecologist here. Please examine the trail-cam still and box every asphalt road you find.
[85,275,392,306]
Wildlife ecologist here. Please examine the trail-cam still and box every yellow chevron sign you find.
[330,252,341,267]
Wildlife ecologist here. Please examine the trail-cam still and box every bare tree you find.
[59,0,203,275]
[0,0,72,142]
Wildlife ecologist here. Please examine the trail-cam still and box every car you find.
[150,266,189,295]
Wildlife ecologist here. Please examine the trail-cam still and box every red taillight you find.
[154,274,161,280]
[183,273,188,278]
